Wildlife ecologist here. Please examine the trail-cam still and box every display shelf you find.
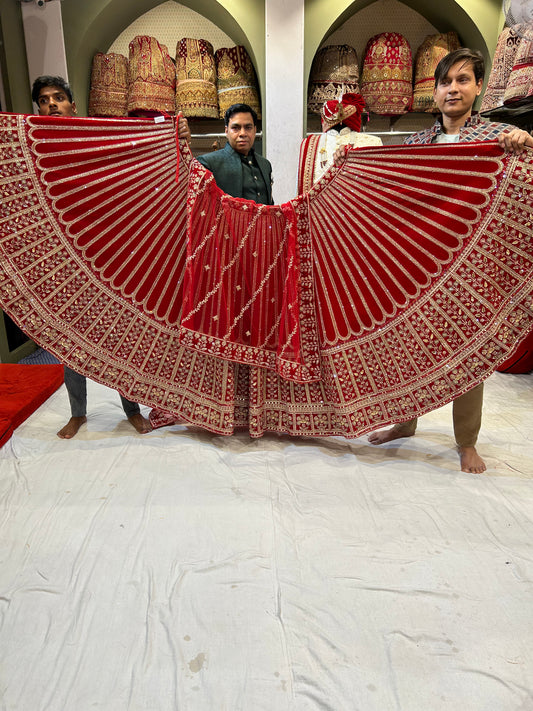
[481,103,533,119]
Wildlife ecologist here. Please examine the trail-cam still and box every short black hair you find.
[31,75,73,104]
[434,48,485,87]
[224,103,258,127]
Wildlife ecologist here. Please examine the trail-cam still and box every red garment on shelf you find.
[1,113,532,437]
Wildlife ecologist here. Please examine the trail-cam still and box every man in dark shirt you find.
[197,103,273,204]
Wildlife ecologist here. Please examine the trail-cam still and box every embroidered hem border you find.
[1,113,533,438]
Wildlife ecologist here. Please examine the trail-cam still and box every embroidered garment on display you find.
[88,52,129,117]
[298,94,382,194]
[175,38,218,118]
[503,26,533,106]
[360,33,413,115]
[480,25,523,113]
[0,114,533,438]
[307,45,360,115]
[127,36,176,116]
[412,32,460,112]
[215,46,261,119]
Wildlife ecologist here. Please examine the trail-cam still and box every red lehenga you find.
[1,113,532,437]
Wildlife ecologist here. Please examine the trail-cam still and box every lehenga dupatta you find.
[1,112,532,437]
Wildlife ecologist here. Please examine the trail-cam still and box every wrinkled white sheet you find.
[0,373,532,711]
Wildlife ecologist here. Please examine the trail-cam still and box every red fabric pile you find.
[0,364,64,447]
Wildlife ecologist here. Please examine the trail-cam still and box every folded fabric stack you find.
[360,32,413,115]
[88,52,129,117]
[412,32,460,112]
[307,44,360,115]
[175,37,219,118]
[128,35,176,116]
[215,45,261,119]
[480,25,523,112]
[503,26,533,107]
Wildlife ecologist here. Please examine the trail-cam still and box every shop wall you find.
[0,0,514,199]
[0,0,508,116]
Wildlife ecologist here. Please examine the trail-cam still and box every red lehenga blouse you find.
[0,113,532,437]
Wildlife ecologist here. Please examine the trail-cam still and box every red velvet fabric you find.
[0,364,64,447]
[180,166,320,382]
[1,113,533,438]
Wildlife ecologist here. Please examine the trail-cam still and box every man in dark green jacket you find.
[197,103,273,204]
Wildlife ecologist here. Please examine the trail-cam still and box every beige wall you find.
[107,2,235,59]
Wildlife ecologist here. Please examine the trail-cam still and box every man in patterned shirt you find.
[368,48,533,473]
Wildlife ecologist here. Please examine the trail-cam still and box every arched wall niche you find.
[304,0,504,88]
[61,0,265,117]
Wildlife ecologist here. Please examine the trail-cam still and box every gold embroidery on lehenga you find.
[1,114,533,438]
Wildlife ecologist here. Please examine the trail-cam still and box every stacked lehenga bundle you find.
[307,44,360,115]
[215,45,261,118]
[412,32,460,112]
[175,38,219,118]
[127,35,176,115]
[360,32,413,115]
[88,52,129,117]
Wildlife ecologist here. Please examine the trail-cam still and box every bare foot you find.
[57,416,87,439]
[368,424,415,445]
[458,446,486,474]
[127,413,152,434]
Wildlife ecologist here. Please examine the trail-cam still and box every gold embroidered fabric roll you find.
[412,32,460,112]
[2,115,533,439]
[503,27,533,107]
[127,35,176,115]
[307,45,360,115]
[88,52,129,117]
[175,38,219,118]
[215,45,261,118]
[360,33,413,115]
[481,25,523,112]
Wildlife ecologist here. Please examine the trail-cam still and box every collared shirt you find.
[404,113,516,145]
[240,149,270,204]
